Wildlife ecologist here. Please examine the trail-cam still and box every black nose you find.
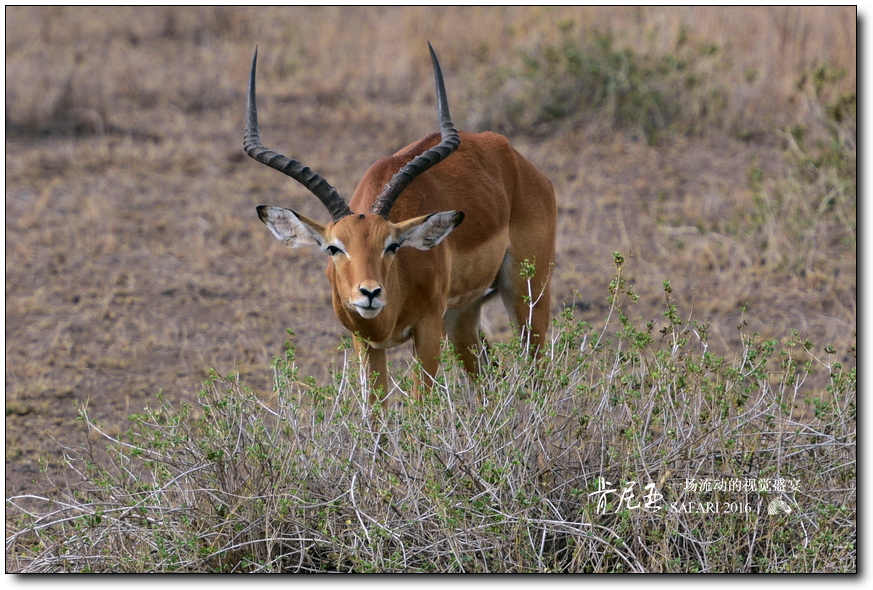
[359,286,381,301]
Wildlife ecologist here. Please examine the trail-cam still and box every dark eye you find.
[385,243,401,255]
[326,245,344,256]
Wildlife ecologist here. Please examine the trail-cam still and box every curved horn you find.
[370,42,461,219]
[244,46,352,223]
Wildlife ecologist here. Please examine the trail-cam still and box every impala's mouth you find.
[352,301,385,319]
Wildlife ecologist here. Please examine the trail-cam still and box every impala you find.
[247,44,556,404]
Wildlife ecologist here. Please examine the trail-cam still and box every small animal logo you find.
[767,498,793,515]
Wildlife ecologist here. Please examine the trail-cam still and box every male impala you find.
[247,44,556,404]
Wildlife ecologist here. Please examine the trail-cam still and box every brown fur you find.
[316,130,557,403]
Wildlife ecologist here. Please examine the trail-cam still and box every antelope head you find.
[256,208,464,320]
[247,43,463,323]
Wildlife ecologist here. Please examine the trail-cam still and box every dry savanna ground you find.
[5,7,855,502]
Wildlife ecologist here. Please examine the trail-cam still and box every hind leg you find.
[497,252,553,357]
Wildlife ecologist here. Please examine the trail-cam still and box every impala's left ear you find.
[396,210,465,251]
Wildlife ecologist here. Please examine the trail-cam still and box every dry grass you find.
[5,6,855,571]
[4,274,856,572]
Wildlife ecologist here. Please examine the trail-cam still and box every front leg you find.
[411,315,444,400]
[353,335,389,406]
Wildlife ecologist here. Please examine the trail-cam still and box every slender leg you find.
[443,298,486,376]
[354,336,388,405]
[522,283,551,358]
[498,254,552,358]
[411,315,443,400]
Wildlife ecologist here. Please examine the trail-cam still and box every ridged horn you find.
[370,42,461,219]
[244,46,352,223]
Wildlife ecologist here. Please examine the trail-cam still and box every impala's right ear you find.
[257,206,325,248]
